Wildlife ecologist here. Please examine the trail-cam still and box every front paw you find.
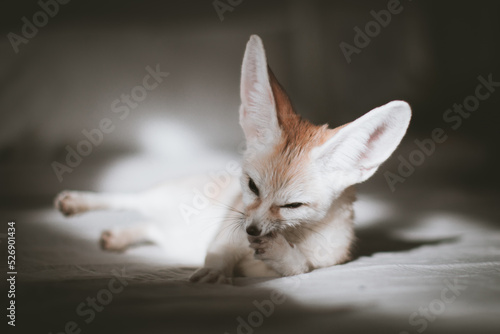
[248,232,291,261]
[189,267,231,284]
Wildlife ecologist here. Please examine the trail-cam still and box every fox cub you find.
[55,35,411,283]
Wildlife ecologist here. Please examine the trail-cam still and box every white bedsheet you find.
[9,175,500,334]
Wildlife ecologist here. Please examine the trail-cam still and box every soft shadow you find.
[351,224,458,260]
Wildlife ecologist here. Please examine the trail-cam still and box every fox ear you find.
[313,101,411,188]
[239,35,281,149]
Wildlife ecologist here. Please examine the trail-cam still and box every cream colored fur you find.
[54,35,411,284]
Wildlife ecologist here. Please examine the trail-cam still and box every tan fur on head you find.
[266,65,348,197]
[268,66,332,148]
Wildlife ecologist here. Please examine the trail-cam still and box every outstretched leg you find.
[100,223,165,252]
[55,190,143,216]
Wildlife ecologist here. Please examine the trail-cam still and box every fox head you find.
[239,35,411,237]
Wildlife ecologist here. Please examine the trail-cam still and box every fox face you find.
[239,78,336,236]
[238,35,411,237]
[240,127,334,236]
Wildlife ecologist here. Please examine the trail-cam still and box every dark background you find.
[1,0,500,206]
[1,0,500,200]
[2,2,500,334]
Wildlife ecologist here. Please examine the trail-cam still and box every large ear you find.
[312,101,411,188]
[239,35,281,149]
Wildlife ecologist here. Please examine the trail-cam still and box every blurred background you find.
[2,2,500,333]
[1,0,499,207]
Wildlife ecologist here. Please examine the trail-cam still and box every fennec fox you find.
[55,35,411,283]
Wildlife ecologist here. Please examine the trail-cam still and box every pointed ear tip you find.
[386,100,412,121]
[390,100,411,112]
[387,100,410,109]
[247,35,264,49]
[249,34,262,42]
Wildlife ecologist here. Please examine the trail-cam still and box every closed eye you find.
[281,202,303,209]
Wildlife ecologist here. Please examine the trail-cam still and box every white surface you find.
[10,174,500,333]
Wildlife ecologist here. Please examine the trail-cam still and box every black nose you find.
[246,226,261,236]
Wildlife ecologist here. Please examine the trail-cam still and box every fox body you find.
[55,35,411,283]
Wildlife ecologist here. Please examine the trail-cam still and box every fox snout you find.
[245,218,280,237]
[246,225,261,236]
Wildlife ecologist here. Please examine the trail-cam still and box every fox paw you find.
[248,232,291,261]
[100,230,129,252]
[189,267,231,284]
[54,191,88,216]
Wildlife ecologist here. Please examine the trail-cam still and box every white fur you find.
[312,100,411,195]
[239,36,281,150]
[54,35,411,283]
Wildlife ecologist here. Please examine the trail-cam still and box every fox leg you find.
[54,190,144,216]
[248,233,310,276]
[189,220,248,284]
[100,223,164,252]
